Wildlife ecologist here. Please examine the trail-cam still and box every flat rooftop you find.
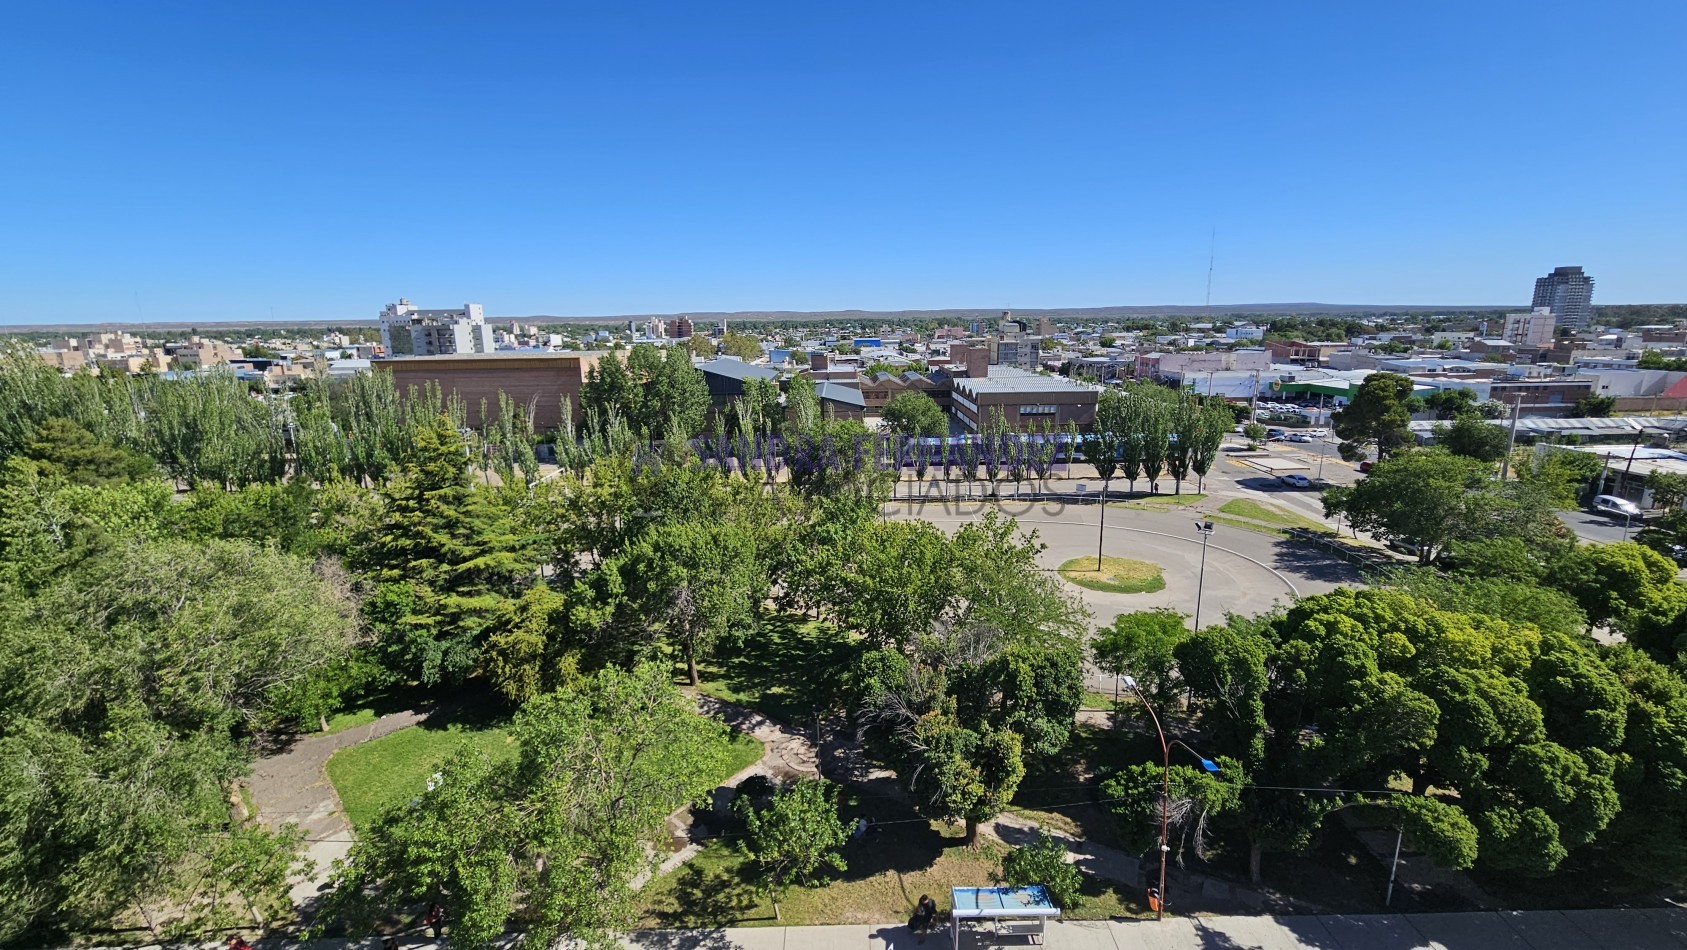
[952,367,1098,396]
[382,350,607,361]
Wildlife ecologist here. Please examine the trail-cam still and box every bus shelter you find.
[950,885,1060,946]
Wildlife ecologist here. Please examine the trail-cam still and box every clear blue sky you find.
[3,2,1684,324]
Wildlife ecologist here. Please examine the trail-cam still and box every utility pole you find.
[1497,395,1525,480]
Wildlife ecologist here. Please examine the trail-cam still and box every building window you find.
[1019,405,1057,415]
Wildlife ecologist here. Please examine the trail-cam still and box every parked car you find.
[1590,494,1643,519]
[1387,538,1425,558]
[1284,433,1314,444]
[1266,428,1286,440]
[1280,473,1312,488]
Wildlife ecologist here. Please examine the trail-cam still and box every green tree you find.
[1422,388,1479,420]
[1092,609,1188,709]
[1189,402,1231,491]
[733,779,850,920]
[837,519,953,647]
[0,537,355,942]
[1572,394,1617,418]
[1511,446,1604,509]
[1322,448,1557,564]
[349,416,532,684]
[1241,421,1267,447]
[20,417,157,486]
[904,702,1026,847]
[1000,831,1084,909]
[1597,647,1687,885]
[580,350,642,432]
[1434,415,1509,463]
[785,374,820,434]
[1333,372,1415,461]
[1099,760,1242,861]
[1183,590,1626,880]
[642,346,711,438]
[323,663,735,949]
[1647,471,1687,511]
[882,391,948,437]
[1388,569,1586,637]
[721,331,763,361]
[1166,397,1201,494]
[950,642,1085,760]
[1139,394,1171,492]
[618,518,769,685]
[1545,541,1678,630]
[946,513,1088,646]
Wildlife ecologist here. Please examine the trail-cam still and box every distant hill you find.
[517,303,1522,326]
[11,301,1687,334]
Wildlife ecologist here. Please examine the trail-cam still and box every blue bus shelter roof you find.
[950,885,1061,917]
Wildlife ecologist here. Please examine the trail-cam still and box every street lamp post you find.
[1121,675,1220,921]
[1192,520,1215,632]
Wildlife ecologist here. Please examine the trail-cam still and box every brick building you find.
[384,352,601,430]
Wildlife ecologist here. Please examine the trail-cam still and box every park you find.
[3,358,1687,950]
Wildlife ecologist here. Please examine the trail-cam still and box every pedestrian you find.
[227,936,252,950]
[424,902,446,941]
[910,893,938,944]
[383,937,399,950]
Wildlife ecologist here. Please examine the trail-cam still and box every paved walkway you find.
[247,706,448,908]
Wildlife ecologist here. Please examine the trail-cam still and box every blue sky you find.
[2,2,1683,323]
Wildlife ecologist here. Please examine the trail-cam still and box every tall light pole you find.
[1192,520,1215,632]
[1497,395,1525,481]
[1121,675,1220,921]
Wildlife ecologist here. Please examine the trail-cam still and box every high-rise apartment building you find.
[379,299,495,357]
[1503,307,1558,347]
[1531,266,1595,331]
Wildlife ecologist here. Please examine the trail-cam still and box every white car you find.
[1591,494,1643,519]
[1280,473,1312,488]
[1284,433,1314,444]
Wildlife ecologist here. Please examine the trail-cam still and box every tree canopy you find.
[1323,448,1558,563]
[1333,372,1414,462]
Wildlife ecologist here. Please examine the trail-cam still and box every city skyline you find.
[2,2,1684,324]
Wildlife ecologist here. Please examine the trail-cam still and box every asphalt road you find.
[892,499,1366,630]
[1559,508,1646,545]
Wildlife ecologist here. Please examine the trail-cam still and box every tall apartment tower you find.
[379,300,495,357]
[1531,266,1595,331]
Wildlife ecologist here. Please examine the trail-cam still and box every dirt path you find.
[246,706,444,913]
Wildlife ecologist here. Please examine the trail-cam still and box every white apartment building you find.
[379,299,495,357]
[1503,307,1557,348]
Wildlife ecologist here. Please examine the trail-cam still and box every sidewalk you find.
[112,909,1687,950]
[610,909,1687,949]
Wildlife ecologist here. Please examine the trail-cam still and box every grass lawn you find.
[636,822,1146,927]
[1204,513,1293,539]
[319,681,446,735]
[1112,492,1206,508]
[1217,498,1328,532]
[690,614,863,725]
[718,731,769,779]
[327,708,518,833]
[1058,556,1166,594]
[328,709,765,834]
